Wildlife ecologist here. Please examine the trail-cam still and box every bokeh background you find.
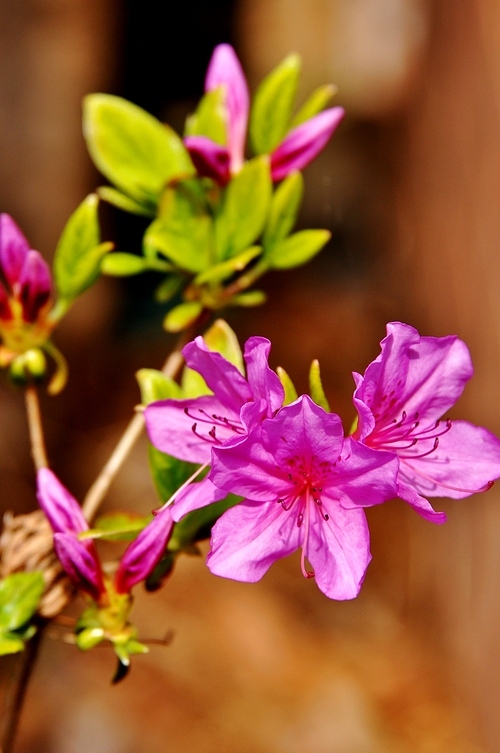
[1,0,500,750]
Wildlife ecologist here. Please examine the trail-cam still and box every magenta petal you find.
[18,250,52,322]
[329,437,399,509]
[37,468,89,535]
[114,508,174,593]
[394,481,447,524]
[0,214,30,289]
[171,476,227,522]
[205,44,249,172]
[53,532,104,601]
[270,107,345,181]
[183,336,252,409]
[184,136,231,184]
[305,503,371,600]
[207,497,300,582]
[243,337,284,416]
[398,420,500,500]
[0,283,12,321]
[145,395,241,464]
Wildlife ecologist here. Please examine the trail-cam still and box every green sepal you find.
[250,54,301,154]
[53,194,112,304]
[181,318,244,397]
[290,84,338,128]
[230,290,267,307]
[76,626,105,651]
[163,301,203,333]
[83,94,194,207]
[263,171,303,251]
[309,359,330,411]
[265,229,330,269]
[81,512,150,542]
[126,638,149,656]
[184,86,227,145]
[277,366,298,405]
[145,187,213,273]
[97,186,155,217]
[214,156,272,260]
[194,246,262,286]
[0,572,45,632]
[101,253,149,276]
[136,368,182,405]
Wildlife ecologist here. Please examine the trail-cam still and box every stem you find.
[24,386,48,471]
[82,347,186,522]
[0,628,43,753]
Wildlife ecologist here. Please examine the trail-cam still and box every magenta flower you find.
[206,396,399,599]
[37,469,174,601]
[145,335,284,518]
[352,322,500,522]
[184,44,344,183]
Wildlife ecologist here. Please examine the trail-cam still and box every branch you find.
[24,386,48,471]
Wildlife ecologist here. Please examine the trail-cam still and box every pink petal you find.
[18,250,52,322]
[270,107,345,181]
[114,508,174,593]
[0,214,30,289]
[205,44,249,173]
[170,476,227,522]
[183,336,252,410]
[184,135,231,184]
[0,283,12,321]
[243,337,284,415]
[53,532,104,602]
[37,468,89,535]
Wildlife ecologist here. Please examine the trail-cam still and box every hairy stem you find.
[82,347,185,522]
[24,386,48,471]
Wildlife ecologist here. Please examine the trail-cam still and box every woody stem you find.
[24,385,48,471]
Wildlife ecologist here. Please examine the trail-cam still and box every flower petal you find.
[37,468,88,534]
[184,135,231,184]
[53,532,104,601]
[170,476,227,522]
[327,437,399,509]
[0,214,30,289]
[18,250,52,322]
[114,508,174,593]
[183,336,252,411]
[243,336,284,415]
[305,503,371,600]
[205,44,249,173]
[207,497,300,582]
[270,108,344,181]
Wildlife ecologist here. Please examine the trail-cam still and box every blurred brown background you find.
[1,0,500,750]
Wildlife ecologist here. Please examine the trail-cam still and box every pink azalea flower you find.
[352,322,500,523]
[37,469,174,601]
[184,44,344,182]
[206,396,399,599]
[0,214,52,325]
[145,335,284,518]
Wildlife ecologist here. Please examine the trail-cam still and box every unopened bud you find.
[8,349,47,386]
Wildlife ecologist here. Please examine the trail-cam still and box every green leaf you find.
[290,84,337,128]
[154,274,184,303]
[194,246,262,285]
[277,366,298,405]
[265,229,330,269]
[0,633,26,655]
[163,301,203,332]
[181,318,244,397]
[136,368,182,405]
[148,445,198,505]
[83,94,194,206]
[184,86,227,145]
[263,172,303,250]
[230,290,267,307]
[81,511,150,542]
[145,187,213,273]
[53,194,112,303]
[0,572,44,631]
[250,54,301,154]
[101,253,148,276]
[309,359,330,411]
[215,156,272,259]
[97,186,155,217]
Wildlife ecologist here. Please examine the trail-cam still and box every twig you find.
[24,386,48,471]
[82,347,185,522]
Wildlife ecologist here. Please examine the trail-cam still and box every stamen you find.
[401,458,495,494]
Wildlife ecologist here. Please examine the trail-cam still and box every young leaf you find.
[230,290,267,307]
[290,84,338,128]
[101,253,148,276]
[136,368,182,405]
[309,359,330,411]
[184,86,227,145]
[83,94,194,206]
[0,572,44,632]
[82,512,150,542]
[163,301,203,332]
[154,274,184,303]
[250,54,301,154]
[263,172,303,250]
[193,246,262,285]
[0,633,26,656]
[277,366,298,405]
[214,156,272,259]
[148,445,198,505]
[53,194,112,303]
[97,186,155,217]
[265,229,330,269]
